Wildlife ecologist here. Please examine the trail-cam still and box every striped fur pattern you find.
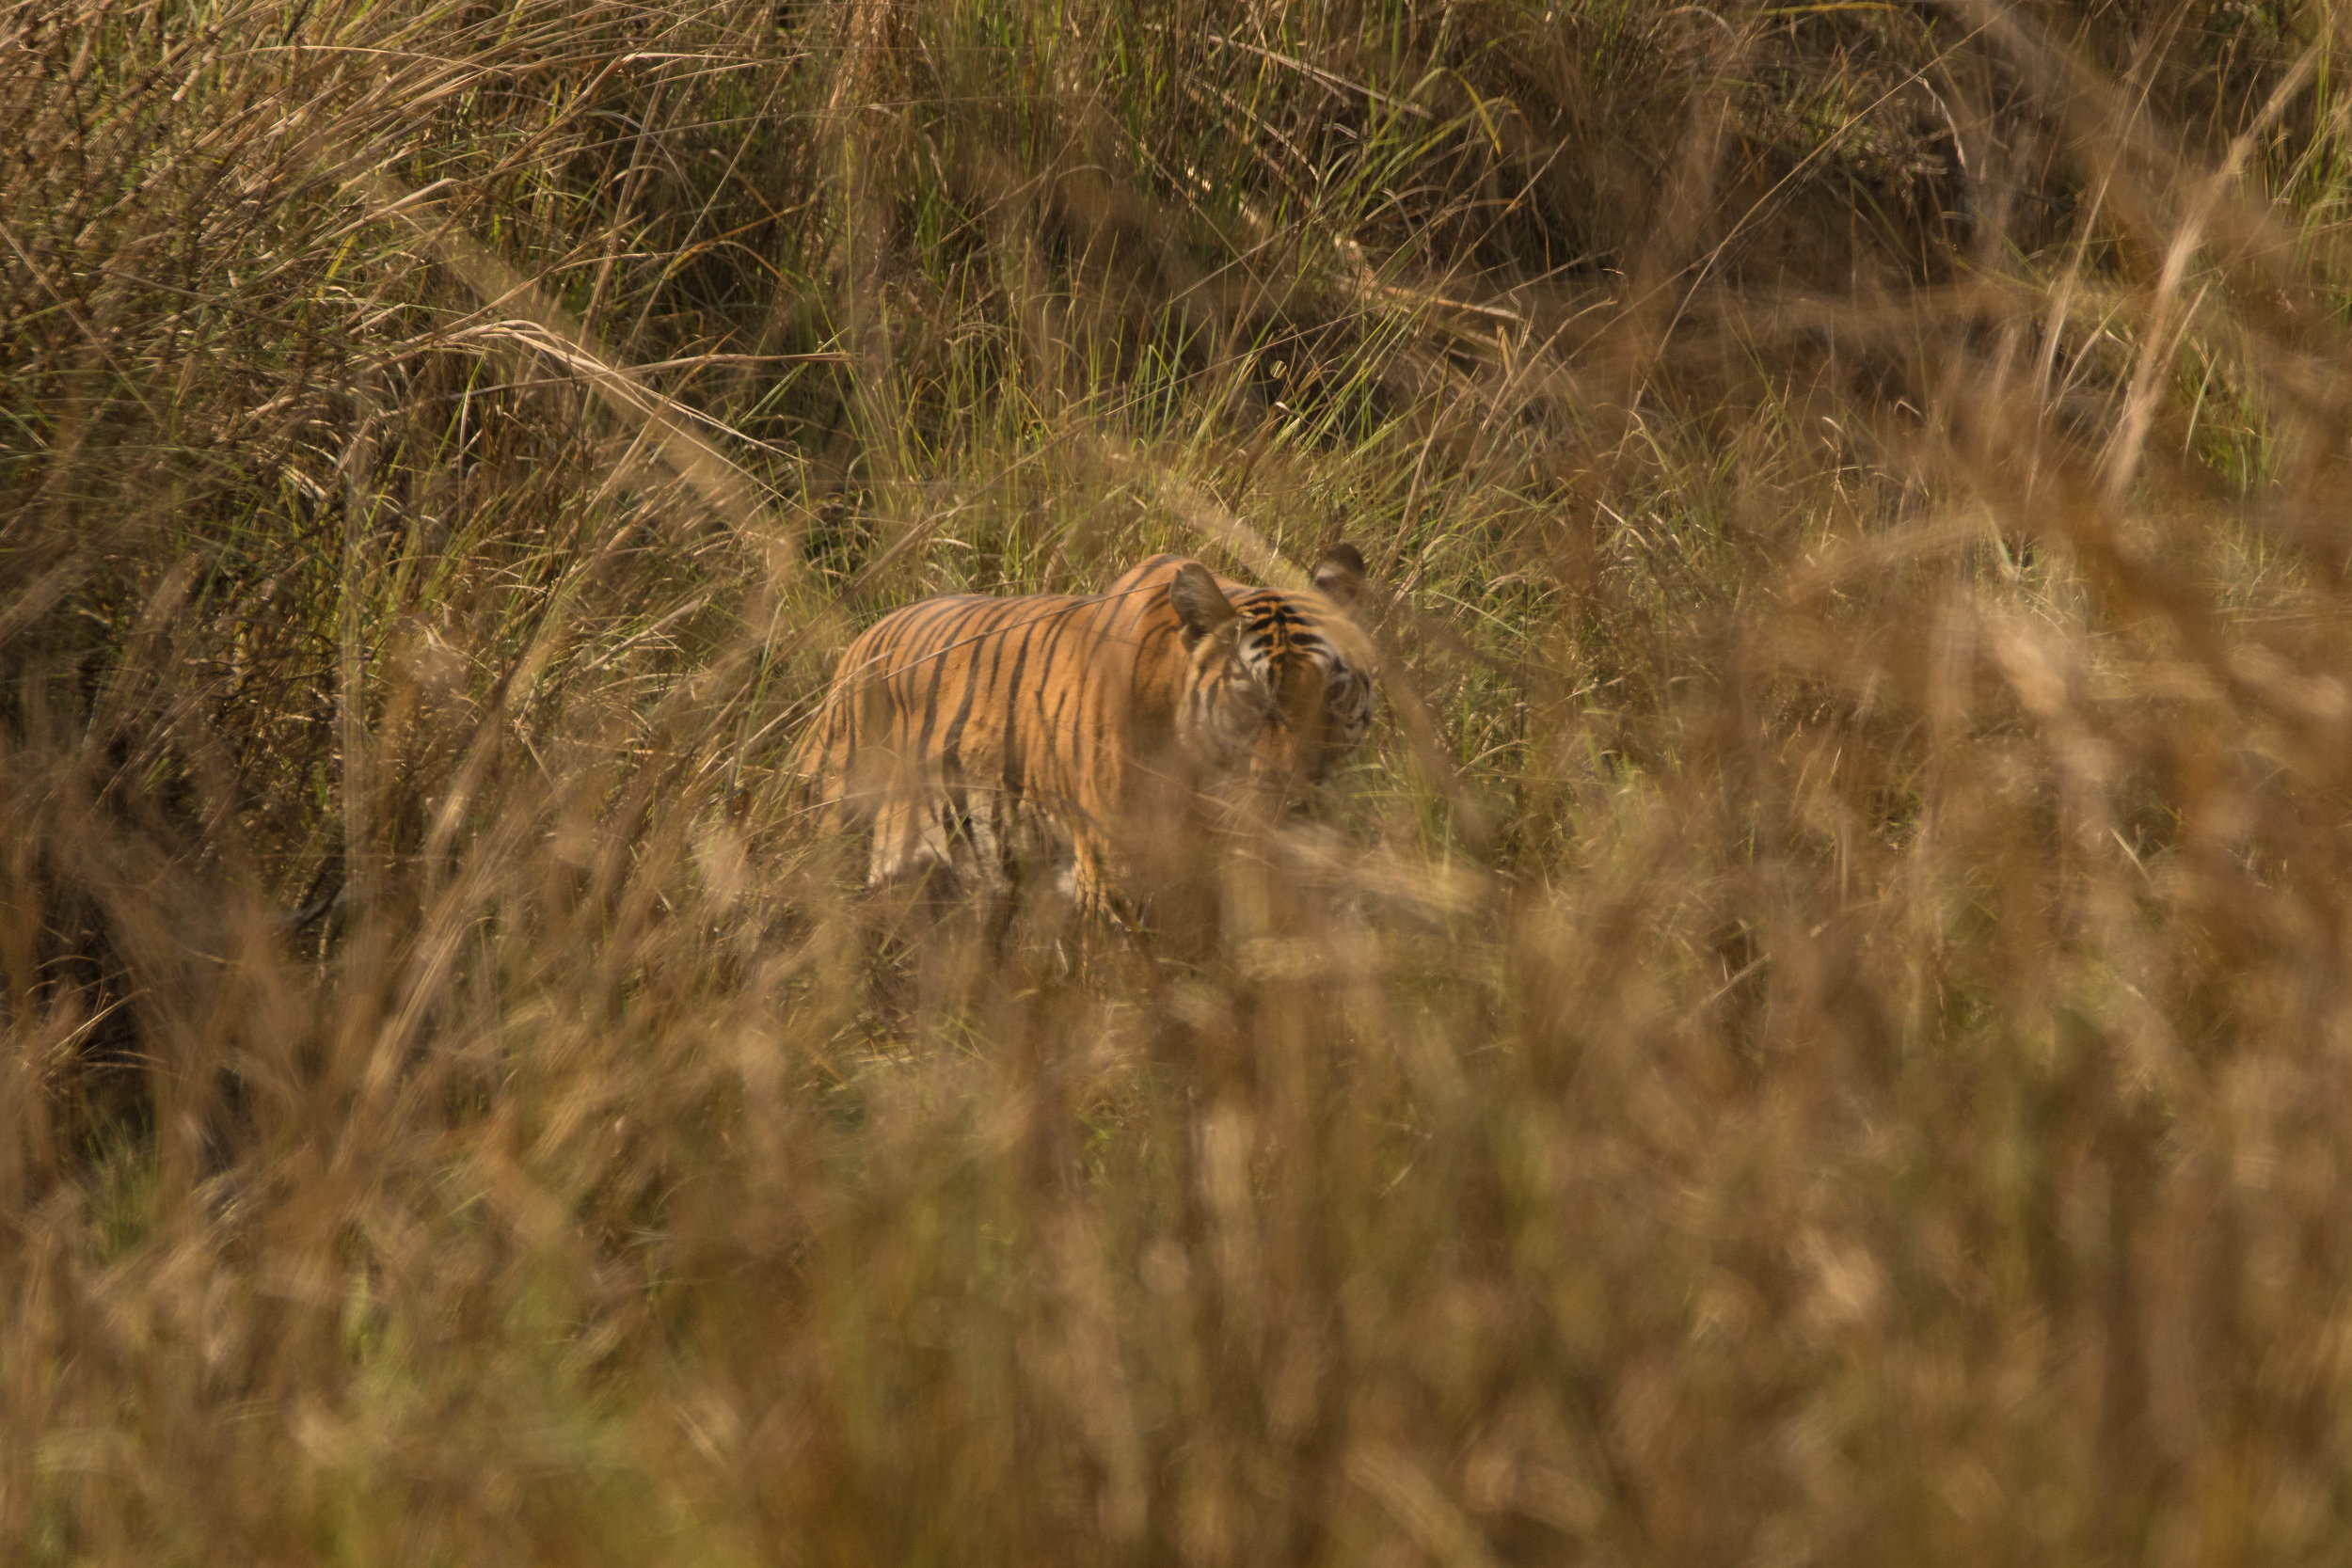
[796,546,1376,913]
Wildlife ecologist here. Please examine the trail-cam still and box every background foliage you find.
[8,0,2352,1560]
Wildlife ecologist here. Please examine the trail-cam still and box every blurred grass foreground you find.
[10,0,2352,1560]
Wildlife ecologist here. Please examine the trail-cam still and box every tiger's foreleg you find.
[1059,833,1143,935]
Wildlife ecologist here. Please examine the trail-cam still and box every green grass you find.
[8,0,2352,1560]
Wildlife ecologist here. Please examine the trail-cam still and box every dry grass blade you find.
[7,0,2352,1562]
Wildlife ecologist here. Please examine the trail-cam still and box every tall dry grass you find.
[7,0,2352,1560]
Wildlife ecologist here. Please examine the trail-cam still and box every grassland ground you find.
[8,0,2352,1560]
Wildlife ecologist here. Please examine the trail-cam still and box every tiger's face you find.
[1229,546,1378,808]
[1166,547,1376,805]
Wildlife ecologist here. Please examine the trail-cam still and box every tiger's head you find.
[1156,545,1378,807]
[1227,544,1379,807]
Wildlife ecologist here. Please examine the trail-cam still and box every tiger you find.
[793,543,1377,917]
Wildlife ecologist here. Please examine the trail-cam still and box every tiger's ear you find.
[1311,542,1367,609]
[1168,562,1238,644]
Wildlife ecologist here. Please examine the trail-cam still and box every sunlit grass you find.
[8,0,2352,1560]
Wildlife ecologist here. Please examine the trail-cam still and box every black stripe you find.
[911,603,982,758]
[940,600,1013,773]
[1032,595,1092,763]
[998,601,1047,803]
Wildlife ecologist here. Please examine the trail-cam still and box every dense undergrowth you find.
[8,0,2352,1560]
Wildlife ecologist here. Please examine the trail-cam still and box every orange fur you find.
[796,547,1375,913]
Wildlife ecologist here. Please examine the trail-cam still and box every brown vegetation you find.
[6,0,2352,1560]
